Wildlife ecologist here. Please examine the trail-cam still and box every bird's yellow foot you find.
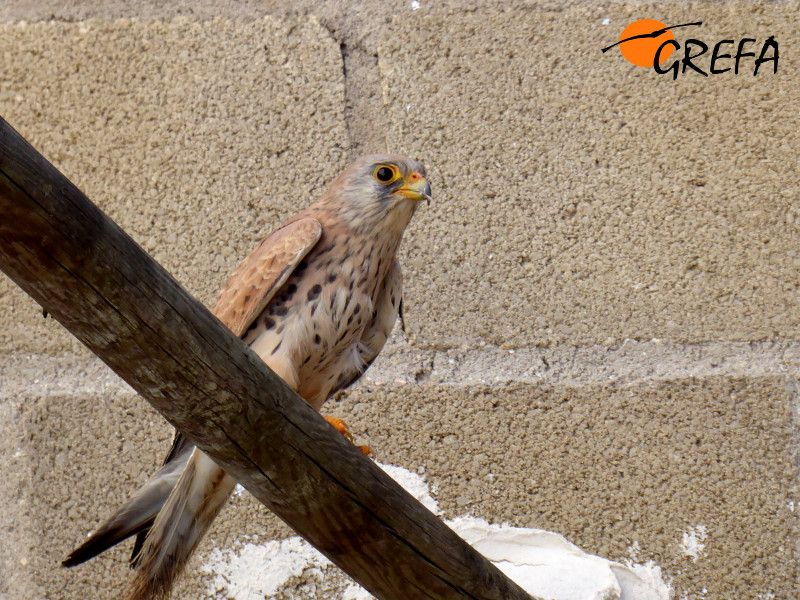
[324,416,372,456]
[324,416,354,442]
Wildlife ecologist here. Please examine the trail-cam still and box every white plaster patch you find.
[342,581,373,600]
[448,516,623,600]
[679,525,707,561]
[200,536,330,600]
[628,540,641,561]
[201,461,672,600]
[374,461,441,514]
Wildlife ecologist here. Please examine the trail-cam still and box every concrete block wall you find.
[1,2,797,599]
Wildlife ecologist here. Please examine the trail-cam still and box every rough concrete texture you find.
[4,352,797,599]
[1,1,799,600]
[7,381,289,600]
[382,3,800,348]
[0,16,348,354]
[331,378,798,600]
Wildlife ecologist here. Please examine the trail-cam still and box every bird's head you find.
[323,154,431,237]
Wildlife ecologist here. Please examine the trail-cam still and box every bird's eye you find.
[374,165,399,184]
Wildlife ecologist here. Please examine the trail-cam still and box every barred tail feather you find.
[125,449,235,600]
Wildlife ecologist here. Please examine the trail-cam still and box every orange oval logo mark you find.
[618,19,675,67]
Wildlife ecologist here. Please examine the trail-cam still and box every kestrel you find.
[62,154,431,600]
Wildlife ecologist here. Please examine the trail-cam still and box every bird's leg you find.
[324,416,372,456]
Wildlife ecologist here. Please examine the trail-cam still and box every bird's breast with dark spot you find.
[307,284,322,301]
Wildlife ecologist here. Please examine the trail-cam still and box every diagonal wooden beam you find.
[0,116,536,600]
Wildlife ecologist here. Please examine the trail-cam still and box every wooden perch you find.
[0,116,536,600]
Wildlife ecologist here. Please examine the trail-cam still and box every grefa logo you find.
[602,20,778,79]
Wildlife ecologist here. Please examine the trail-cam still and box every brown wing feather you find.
[212,217,321,337]
[120,219,320,568]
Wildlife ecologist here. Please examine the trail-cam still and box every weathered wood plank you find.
[0,116,536,600]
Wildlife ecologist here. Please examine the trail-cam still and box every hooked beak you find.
[397,174,432,206]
